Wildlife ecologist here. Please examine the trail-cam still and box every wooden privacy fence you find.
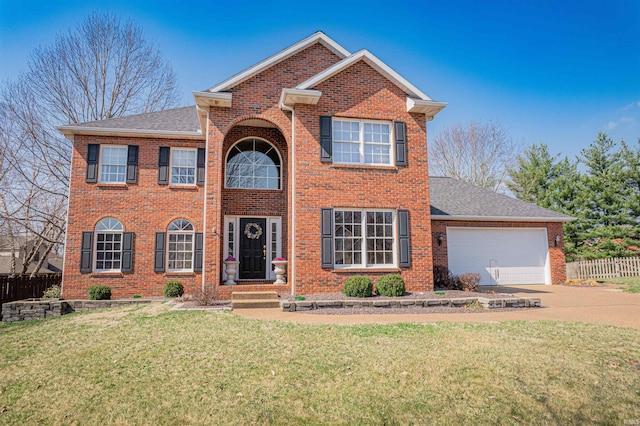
[574,257,640,280]
[0,274,61,306]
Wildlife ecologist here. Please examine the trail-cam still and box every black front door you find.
[239,218,267,279]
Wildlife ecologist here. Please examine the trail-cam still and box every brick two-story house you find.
[58,32,571,299]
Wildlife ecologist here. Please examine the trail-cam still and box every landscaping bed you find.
[281,291,540,313]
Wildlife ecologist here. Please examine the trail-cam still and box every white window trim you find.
[98,145,128,184]
[224,137,283,190]
[93,218,124,273]
[332,118,394,166]
[170,148,198,187]
[167,220,195,272]
[224,216,282,280]
[333,208,397,269]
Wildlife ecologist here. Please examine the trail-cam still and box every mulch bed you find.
[281,290,511,302]
[282,290,534,315]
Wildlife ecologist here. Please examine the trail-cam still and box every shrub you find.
[433,265,462,290]
[193,286,217,306]
[376,274,405,296]
[294,295,306,300]
[133,294,142,299]
[163,281,184,298]
[88,285,111,300]
[459,273,480,292]
[42,285,62,299]
[343,276,373,298]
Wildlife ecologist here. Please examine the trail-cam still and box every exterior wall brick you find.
[63,134,205,299]
[431,220,567,285]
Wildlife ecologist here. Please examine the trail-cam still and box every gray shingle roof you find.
[429,177,572,221]
[64,106,200,133]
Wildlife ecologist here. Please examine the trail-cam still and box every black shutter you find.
[194,232,203,272]
[394,121,407,166]
[80,231,93,273]
[158,147,170,184]
[398,209,411,267]
[320,116,332,162]
[126,145,139,184]
[196,148,206,185]
[86,144,99,183]
[121,232,135,273]
[154,232,166,272]
[320,208,334,268]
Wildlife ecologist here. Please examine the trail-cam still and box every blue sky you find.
[1,0,638,159]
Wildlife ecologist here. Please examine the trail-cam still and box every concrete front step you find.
[231,291,280,309]
[231,291,279,301]
[231,299,281,309]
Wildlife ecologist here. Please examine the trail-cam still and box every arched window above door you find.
[225,138,281,190]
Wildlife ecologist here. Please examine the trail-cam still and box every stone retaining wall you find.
[281,297,541,312]
[2,299,153,323]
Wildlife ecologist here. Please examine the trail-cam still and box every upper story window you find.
[171,148,197,185]
[333,119,392,166]
[226,138,281,190]
[99,145,128,183]
[167,219,194,272]
[94,218,123,272]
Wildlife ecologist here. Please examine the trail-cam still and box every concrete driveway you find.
[234,285,640,329]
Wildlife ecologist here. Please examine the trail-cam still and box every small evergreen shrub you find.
[294,295,306,300]
[88,285,111,300]
[132,294,142,299]
[343,276,373,298]
[42,285,62,299]
[459,273,480,292]
[376,274,406,296]
[163,281,184,298]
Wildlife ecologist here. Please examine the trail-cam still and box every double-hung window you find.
[334,209,395,268]
[333,119,392,165]
[94,218,123,272]
[171,149,197,185]
[99,145,128,183]
[167,219,194,271]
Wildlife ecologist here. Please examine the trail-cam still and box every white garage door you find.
[446,228,550,285]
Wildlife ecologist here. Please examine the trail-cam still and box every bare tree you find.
[429,121,521,192]
[0,11,180,274]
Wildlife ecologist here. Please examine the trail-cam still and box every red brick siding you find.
[63,135,205,299]
[431,220,567,284]
[290,60,434,294]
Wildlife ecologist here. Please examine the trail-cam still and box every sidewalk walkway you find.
[233,285,640,329]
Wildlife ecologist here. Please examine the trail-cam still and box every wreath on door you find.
[244,222,263,240]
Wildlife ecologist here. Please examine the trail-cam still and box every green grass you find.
[599,276,640,293]
[1,304,639,425]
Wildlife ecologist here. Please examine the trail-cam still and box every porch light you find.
[554,234,561,247]
[437,233,444,246]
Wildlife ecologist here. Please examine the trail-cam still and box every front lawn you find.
[1,304,638,425]
[599,276,640,293]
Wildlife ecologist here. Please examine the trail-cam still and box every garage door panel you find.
[447,228,549,285]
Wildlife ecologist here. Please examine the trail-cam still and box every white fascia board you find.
[207,32,350,93]
[430,214,575,223]
[193,91,232,108]
[279,88,322,107]
[407,98,447,118]
[57,125,204,141]
[297,49,432,101]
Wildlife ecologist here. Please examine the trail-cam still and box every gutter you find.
[430,214,575,223]
[57,126,204,141]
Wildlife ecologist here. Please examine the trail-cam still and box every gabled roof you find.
[206,31,351,93]
[429,177,573,222]
[57,106,204,140]
[297,49,431,100]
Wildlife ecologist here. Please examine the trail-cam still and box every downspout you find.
[198,106,210,292]
[280,102,296,296]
